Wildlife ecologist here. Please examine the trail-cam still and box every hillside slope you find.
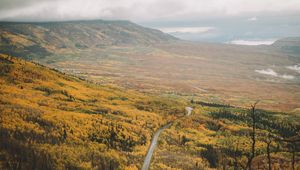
[0,54,299,169]
[0,20,177,59]
[0,54,185,169]
[272,37,300,56]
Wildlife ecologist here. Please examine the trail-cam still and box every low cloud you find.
[281,74,295,79]
[255,68,295,80]
[255,69,278,76]
[286,64,300,73]
[229,39,276,45]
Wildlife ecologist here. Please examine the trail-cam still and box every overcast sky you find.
[0,0,300,43]
[1,0,300,21]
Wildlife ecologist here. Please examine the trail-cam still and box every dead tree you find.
[266,133,272,170]
[273,134,300,170]
[247,101,259,170]
[287,140,299,170]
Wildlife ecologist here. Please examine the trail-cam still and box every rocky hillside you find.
[0,20,177,59]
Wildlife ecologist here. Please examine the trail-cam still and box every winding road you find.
[141,107,193,170]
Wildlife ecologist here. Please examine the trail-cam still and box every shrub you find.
[199,144,219,168]
[0,64,12,76]
[34,86,54,96]
[205,120,222,131]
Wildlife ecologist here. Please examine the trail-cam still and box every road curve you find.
[141,107,193,170]
[141,123,172,170]
[185,107,193,116]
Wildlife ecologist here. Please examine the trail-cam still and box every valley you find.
[45,43,300,112]
[0,20,300,170]
[1,20,299,111]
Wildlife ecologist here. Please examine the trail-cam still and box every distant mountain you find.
[272,37,300,55]
[0,20,177,59]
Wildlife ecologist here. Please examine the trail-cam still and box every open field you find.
[1,21,299,112]
[42,43,300,112]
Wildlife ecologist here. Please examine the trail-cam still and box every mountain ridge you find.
[0,19,177,59]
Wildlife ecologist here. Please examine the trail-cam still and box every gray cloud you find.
[1,0,300,21]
